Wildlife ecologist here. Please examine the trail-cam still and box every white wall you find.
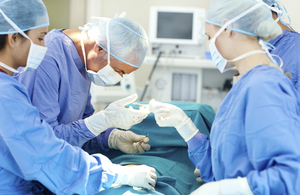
[280,0,300,31]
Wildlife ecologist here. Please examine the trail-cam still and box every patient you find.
[93,102,215,195]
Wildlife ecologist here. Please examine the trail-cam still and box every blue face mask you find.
[81,20,123,86]
[209,35,267,73]
[209,37,235,73]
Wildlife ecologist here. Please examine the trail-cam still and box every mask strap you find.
[106,20,110,66]
[80,32,87,72]
[0,9,32,43]
[0,61,19,73]
[259,39,282,66]
[272,54,283,68]
[229,50,266,62]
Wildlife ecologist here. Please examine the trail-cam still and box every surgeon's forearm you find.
[52,119,96,147]
[82,128,114,154]
[188,135,215,182]
[187,131,207,149]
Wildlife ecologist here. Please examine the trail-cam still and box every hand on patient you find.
[108,129,150,154]
[114,164,157,190]
[149,99,199,142]
[194,168,204,183]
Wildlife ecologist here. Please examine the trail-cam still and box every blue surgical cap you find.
[206,0,282,41]
[0,0,49,35]
[262,0,275,6]
[87,18,149,68]
[262,0,295,31]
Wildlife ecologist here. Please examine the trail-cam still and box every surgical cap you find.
[263,0,275,6]
[262,0,295,31]
[0,0,49,35]
[206,0,282,41]
[88,18,149,68]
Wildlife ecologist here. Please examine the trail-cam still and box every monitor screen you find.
[157,12,193,40]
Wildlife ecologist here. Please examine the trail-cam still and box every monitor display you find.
[157,12,193,40]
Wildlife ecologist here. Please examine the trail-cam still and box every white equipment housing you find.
[91,73,136,103]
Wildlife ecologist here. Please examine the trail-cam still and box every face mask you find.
[0,9,47,74]
[80,20,122,86]
[209,37,265,73]
[208,2,274,73]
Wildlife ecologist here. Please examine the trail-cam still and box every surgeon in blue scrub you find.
[194,0,300,185]
[0,0,157,194]
[263,0,300,92]
[14,12,152,156]
[150,0,300,194]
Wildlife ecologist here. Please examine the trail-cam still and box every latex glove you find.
[108,129,150,154]
[194,168,204,183]
[114,164,157,190]
[84,94,150,135]
[149,99,199,141]
[190,177,254,195]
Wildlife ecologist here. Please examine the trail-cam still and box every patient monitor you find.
[149,6,206,58]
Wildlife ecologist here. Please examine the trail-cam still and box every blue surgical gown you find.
[188,65,300,195]
[14,29,111,152]
[269,30,300,91]
[0,72,117,194]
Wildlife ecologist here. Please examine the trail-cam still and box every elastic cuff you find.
[238,177,254,195]
[177,118,199,142]
[79,119,98,138]
[108,129,120,149]
[84,111,111,136]
[112,164,125,184]
[187,131,207,149]
[99,128,114,150]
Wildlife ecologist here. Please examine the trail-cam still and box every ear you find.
[224,28,234,38]
[6,33,18,48]
[93,44,103,53]
[272,11,278,20]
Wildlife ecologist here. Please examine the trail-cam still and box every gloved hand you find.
[84,94,150,135]
[190,177,254,195]
[149,99,199,142]
[114,164,157,190]
[194,168,204,183]
[108,129,150,154]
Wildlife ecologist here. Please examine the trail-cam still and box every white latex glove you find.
[84,94,150,135]
[190,177,254,195]
[108,129,150,154]
[149,99,199,141]
[114,164,157,190]
[194,168,204,183]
